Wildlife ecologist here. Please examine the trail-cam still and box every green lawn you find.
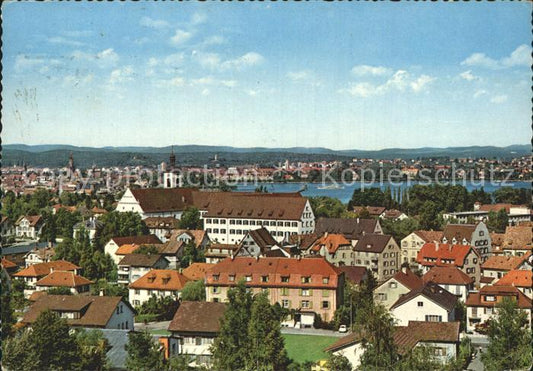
[149,329,171,336]
[282,334,338,363]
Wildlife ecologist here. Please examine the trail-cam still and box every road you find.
[466,334,488,371]
[281,327,346,337]
[134,320,171,332]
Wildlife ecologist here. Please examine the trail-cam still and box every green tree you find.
[75,329,110,371]
[181,280,206,301]
[91,279,128,298]
[380,218,420,243]
[396,345,440,371]
[48,286,74,295]
[125,331,165,371]
[95,211,148,250]
[492,187,530,205]
[418,200,440,230]
[246,292,289,371]
[178,207,203,230]
[180,242,205,268]
[135,244,160,255]
[1,270,15,340]
[487,209,508,233]
[2,329,40,371]
[212,281,254,371]
[349,188,387,208]
[325,353,352,371]
[137,295,179,321]
[309,196,345,218]
[482,297,532,370]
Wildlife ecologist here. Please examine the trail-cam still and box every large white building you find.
[116,188,315,244]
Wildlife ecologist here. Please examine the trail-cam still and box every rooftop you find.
[129,269,190,291]
[168,301,227,334]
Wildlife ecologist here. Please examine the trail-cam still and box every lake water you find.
[235,181,531,204]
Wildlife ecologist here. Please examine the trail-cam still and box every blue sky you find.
[2,2,531,150]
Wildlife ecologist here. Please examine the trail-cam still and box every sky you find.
[2,2,531,150]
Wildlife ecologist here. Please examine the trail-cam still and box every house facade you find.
[104,235,163,265]
[374,267,424,309]
[353,234,400,282]
[117,254,169,285]
[129,269,190,306]
[422,266,474,302]
[13,260,81,298]
[442,223,491,262]
[205,257,343,324]
[401,230,443,267]
[307,233,353,266]
[34,271,93,295]
[24,247,55,267]
[15,215,44,239]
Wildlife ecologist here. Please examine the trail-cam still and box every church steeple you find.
[169,146,176,169]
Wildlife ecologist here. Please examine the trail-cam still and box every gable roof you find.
[129,188,199,213]
[15,215,42,227]
[111,235,162,247]
[481,255,527,271]
[417,243,478,267]
[423,266,473,285]
[335,266,367,284]
[168,301,227,334]
[442,224,476,243]
[390,282,458,312]
[143,217,180,229]
[413,230,444,243]
[1,257,18,270]
[247,227,278,249]
[182,263,215,281]
[129,269,190,291]
[354,234,394,253]
[503,226,533,249]
[116,244,142,255]
[466,285,532,309]
[393,321,460,355]
[352,206,386,216]
[25,247,55,260]
[315,218,378,240]
[311,233,351,254]
[391,268,424,290]
[13,260,80,278]
[287,233,319,250]
[117,254,168,268]
[494,270,532,288]
[490,232,505,246]
[170,229,209,248]
[478,204,518,213]
[35,271,94,288]
[23,295,133,328]
[158,239,185,256]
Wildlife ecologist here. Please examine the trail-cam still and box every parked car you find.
[338,325,347,333]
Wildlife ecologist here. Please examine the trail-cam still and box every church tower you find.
[163,146,182,188]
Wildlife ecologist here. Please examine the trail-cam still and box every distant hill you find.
[2,144,530,168]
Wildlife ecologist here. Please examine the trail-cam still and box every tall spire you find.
[169,146,176,169]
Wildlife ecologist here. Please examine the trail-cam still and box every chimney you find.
[297,255,302,261]
[324,232,328,238]
[255,255,259,261]
[401,266,407,274]
[357,218,360,223]
[99,289,105,296]
[435,242,439,251]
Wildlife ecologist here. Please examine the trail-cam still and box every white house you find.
[166,301,227,367]
[22,295,135,330]
[13,260,81,298]
[374,266,424,309]
[466,285,532,333]
[24,247,55,267]
[104,235,162,265]
[401,230,443,267]
[73,217,103,241]
[117,254,169,285]
[390,282,458,326]
[129,269,190,307]
[15,215,44,239]
[34,271,93,295]
[422,266,474,302]
[494,270,533,299]
[143,217,180,242]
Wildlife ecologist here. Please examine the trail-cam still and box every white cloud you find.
[191,13,207,25]
[201,88,210,96]
[220,52,264,70]
[410,74,435,92]
[340,70,434,97]
[459,70,480,81]
[221,80,237,88]
[140,16,170,29]
[148,57,159,67]
[14,55,45,72]
[71,48,119,68]
[97,48,119,63]
[169,76,185,86]
[490,95,508,104]
[246,89,258,97]
[473,89,488,99]
[191,76,216,86]
[287,70,322,87]
[48,36,84,47]
[202,35,225,46]
[170,29,193,45]
[109,66,134,84]
[190,76,238,89]
[63,73,94,87]
[461,44,532,69]
[351,65,392,76]
[193,52,222,69]
[164,53,185,66]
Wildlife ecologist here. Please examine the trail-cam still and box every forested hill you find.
[3,144,529,168]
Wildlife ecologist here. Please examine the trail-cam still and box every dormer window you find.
[213,274,220,282]
[229,275,235,282]
[245,275,252,282]
[281,276,289,283]
[485,295,496,302]
[301,276,311,284]
[322,277,329,284]
[261,275,269,283]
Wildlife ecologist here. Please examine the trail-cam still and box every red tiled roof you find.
[392,268,424,290]
[35,271,93,288]
[390,282,458,312]
[423,266,473,285]
[13,260,80,278]
[1,257,18,269]
[129,188,199,213]
[311,233,351,254]
[315,218,378,240]
[168,301,226,333]
[116,244,141,255]
[129,269,190,291]
[288,233,319,250]
[417,243,478,267]
[393,321,460,355]
[503,226,533,249]
[478,204,516,213]
[354,234,394,253]
[182,263,215,281]
[207,257,340,289]
[494,270,532,288]
[466,285,531,309]
[15,215,42,227]
[335,266,367,284]
[481,255,527,271]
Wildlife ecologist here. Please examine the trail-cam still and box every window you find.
[220,229,226,234]
[229,275,235,282]
[377,293,387,301]
[281,287,289,296]
[213,229,219,234]
[417,301,424,307]
[195,337,202,346]
[220,220,226,224]
[301,276,311,284]
[135,290,140,295]
[243,220,249,225]
[281,276,289,283]
[230,220,235,225]
[245,275,252,282]
[212,287,220,294]
[213,274,220,282]
[282,299,290,308]
[389,282,397,289]
[479,231,484,236]
[322,301,330,309]
[323,277,329,284]
[301,289,310,296]
[301,300,310,308]
[261,275,269,283]
[425,315,442,322]
[236,220,242,225]
[292,222,298,227]
[433,347,447,356]
[277,221,283,226]
[485,295,495,302]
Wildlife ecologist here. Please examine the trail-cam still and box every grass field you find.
[282,334,338,363]
[149,329,171,336]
